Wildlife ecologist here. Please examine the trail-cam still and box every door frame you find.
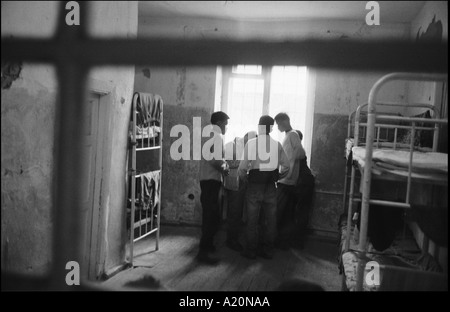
[86,78,113,280]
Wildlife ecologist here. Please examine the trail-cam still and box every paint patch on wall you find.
[160,105,211,225]
[416,15,443,42]
[1,61,23,89]
[142,68,151,79]
[176,67,186,106]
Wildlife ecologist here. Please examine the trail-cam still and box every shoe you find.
[196,252,220,265]
[226,240,244,252]
[257,250,274,260]
[241,250,257,260]
[202,245,216,253]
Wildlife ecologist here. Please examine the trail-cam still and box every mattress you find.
[351,147,448,181]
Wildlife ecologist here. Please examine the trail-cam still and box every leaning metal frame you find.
[1,3,447,289]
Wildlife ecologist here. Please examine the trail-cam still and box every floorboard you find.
[102,224,342,291]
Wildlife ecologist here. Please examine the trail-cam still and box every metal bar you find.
[133,228,158,243]
[344,166,357,253]
[2,38,447,71]
[342,166,349,212]
[376,126,380,148]
[137,146,161,151]
[351,198,411,208]
[394,128,398,150]
[372,115,448,124]
[156,110,163,251]
[433,123,440,152]
[133,216,152,230]
[145,205,148,234]
[316,190,344,196]
[406,123,415,205]
[359,123,439,131]
[130,97,136,267]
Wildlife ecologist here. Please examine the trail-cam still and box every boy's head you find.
[258,115,274,134]
[211,111,229,135]
[274,112,291,132]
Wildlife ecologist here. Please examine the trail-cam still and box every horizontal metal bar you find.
[352,198,410,208]
[133,228,158,243]
[1,38,447,71]
[315,190,344,196]
[134,169,161,178]
[359,123,439,130]
[136,146,161,151]
[374,115,448,124]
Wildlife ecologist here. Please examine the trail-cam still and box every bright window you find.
[221,65,309,151]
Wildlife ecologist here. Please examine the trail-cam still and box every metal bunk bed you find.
[127,92,163,267]
[341,73,448,291]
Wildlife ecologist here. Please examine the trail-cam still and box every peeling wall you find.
[134,66,217,225]
[310,69,411,234]
[1,1,60,276]
[1,1,138,277]
[408,1,448,116]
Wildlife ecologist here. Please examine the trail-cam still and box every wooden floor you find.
[102,224,342,291]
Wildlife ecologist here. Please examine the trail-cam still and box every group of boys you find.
[197,111,313,265]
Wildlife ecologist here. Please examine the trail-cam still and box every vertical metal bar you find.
[432,123,439,152]
[130,97,136,267]
[145,204,148,234]
[356,87,378,292]
[262,66,272,115]
[342,165,349,213]
[394,128,398,150]
[406,123,415,204]
[156,110,163,251]
[344,166,356,253]
[376,126,380,148]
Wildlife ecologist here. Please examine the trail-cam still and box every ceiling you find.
[138,1,426,23]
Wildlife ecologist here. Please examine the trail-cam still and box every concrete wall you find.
[1,1,138,277]
[408,1,448,116]
[134,67,217,225]
[309,70,409,232]
[138,16,409,41]
[136,14,411,233]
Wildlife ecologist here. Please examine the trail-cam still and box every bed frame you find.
[127,92,163,266]
[341,72,448,291]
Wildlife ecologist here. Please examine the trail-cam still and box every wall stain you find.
[142,68,151,79]
[1,61,22,89]
[176,67,186,106]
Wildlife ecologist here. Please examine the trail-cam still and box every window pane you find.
[226,77,264,143]
[269,66,308,142]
